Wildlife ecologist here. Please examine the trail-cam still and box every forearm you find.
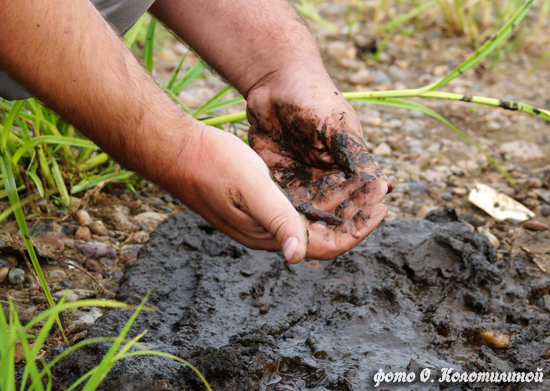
[0,0,196,186]
[149,0,331,97]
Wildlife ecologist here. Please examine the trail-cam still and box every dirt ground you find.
[2,2,550,390]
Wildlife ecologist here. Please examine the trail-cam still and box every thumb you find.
[242,171,308,263]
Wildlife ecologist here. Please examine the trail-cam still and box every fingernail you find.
[282,236,299,262]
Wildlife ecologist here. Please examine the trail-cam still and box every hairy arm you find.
[149,0,331,97]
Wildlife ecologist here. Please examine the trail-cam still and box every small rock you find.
[408,181,429,195]
[85,259,103,273]
[132,231,150,244]
[76,210,93,226]
[48,269,66,279]
[534,189,550,204]
[161,194,174,203]
[4,256,18,267]
[527,178,543,188]
[88,221,108,236]
[133,212,168,232]
[541,205,550,217]
[18,306,37,324]
[53,290,78,302]
[8,269,25,285]
[120,244,143,263]
[481,229,500,249]
[42,235,65,251]
[416,205,437,218]
[61,238,75,248]
[451,187,468,196]
[383,210,398,222]
[326,41,356,60]
[71,197,82,209]
[388,65,407,82]
[73,289,96,300]
[99,258,114,267]
[112,211,138,231]
[441,192,454,201]
[523,221,550,231]
[76,241,117,259]
[112,270,123,280]
[500,141,546,161]
[0,267,9,283]
[373,142,392,157]
[30,296,48,304]
[348,69,372,85]
[475,331,510,349]
[75,226,92,241]
[371,71,392,85]
[60,279,75,289]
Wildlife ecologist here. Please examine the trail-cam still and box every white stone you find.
[373,142,392,157]
[500,141,546,161]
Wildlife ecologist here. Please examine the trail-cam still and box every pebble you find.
[475,331,510,349]
[451,187,468,196]
[112,211,138,231]
[18,306,37,324]
[30,296,48,304]
[4,255,18,267]
[481,229,500,249]
[541,206,550,217]
[76,241,117,259]
[75,226,92,241]
[60,279,75,289]
[120,244,143,263]
[523,221,550,232]
[326,41,356,60]
[441,192,454,201]
[132,231,150,244]
[371,71,392,85]
[8,269,25,285]
[61,238,75,248]
[534,189,550,204]
[42,235,65,251]
[161,194,173,203]
[373,142,392,157]
[53,290,79,302]
[527,178,543,188]
[72,289,96,300]
[416,205,437,218]
[99,258,114,267]
[76,210,93,226]
[500,141,546,161]
[0,267,9,283]
[85,258,103,272]
[88,221,108,236]
[49,269,67,279]
[112,271,123,280]
[408,181,429,195]
[388,65,407,82]
[348,69,372,85]
[133,212,168,232]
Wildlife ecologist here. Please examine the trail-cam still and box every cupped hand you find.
[169,124,309,263]
[246,71,394,259]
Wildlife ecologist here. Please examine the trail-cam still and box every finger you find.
[237,169,309,264]
[306,203,387,260]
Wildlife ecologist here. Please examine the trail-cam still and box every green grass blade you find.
[1,100,24,149]
[143,17,157,74]
[170,62,206,95]
[166,53,187,90]
[376,0,436,32]
[358,97,515,185]
[203,96,245,113]
[26,170,44,198]
[11,136,98,167]
[192,85,234,118]
[0,150,65,339]
[422,0,534,92]
[295,1,338,31]
[51,158,70,206]
[124,14,147,48]
[82,294,150,391]
[70,170,135,194]
[113,351,212,391]
[77,152,109,172]
[200,111,246,126]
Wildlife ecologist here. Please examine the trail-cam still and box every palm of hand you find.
[247,99,394,259]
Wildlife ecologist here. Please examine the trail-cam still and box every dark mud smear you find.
[53,211,550,390]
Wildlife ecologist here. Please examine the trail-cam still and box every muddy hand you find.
[246,71,394,259]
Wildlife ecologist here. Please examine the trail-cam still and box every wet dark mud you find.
[53,210,550,390]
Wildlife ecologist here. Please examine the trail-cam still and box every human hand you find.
[246,70,394,259]
[167,124,309,263]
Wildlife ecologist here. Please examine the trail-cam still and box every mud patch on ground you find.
[53,211,550,390]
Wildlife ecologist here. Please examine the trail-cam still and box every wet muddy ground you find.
[51,210,550,390]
